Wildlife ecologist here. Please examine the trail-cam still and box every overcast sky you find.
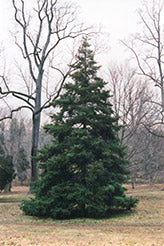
[77,0,141,37]
[0,0,142,61]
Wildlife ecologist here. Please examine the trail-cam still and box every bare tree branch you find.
[0,106,34,122]
[122,0,164,125]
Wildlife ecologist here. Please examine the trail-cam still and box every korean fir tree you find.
[21,38,138,219]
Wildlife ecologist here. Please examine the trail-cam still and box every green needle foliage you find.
[21,38,138,219]
[0,145,15,192]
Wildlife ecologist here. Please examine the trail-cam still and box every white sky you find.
[0,0,142,61]
[77,0,141,37]
[76,0,142,61]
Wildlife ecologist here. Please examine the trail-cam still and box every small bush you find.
[0,152,15,192]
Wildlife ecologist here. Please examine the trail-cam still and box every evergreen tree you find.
[0,133,15,192]
[21,38,138,219]
[8,118,29,184]
[16,147,29,184]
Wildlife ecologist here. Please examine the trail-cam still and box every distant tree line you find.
[107,64,164,187]
[1,64,164,191]
[0,118,29,191]
[0,116,53,191]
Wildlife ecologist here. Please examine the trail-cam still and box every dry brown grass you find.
[0,184,164,245]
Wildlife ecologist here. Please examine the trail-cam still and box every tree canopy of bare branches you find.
[122,0,164,127]
[107,64,162,187]
[0,0,90,187]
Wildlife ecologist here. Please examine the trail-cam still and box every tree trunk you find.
[30,79,42,189]
[31,113,40,184]
[149,176,153,186]
[3,183,11,193]
[131,176,136,189]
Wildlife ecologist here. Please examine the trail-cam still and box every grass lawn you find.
[0,184,164,245]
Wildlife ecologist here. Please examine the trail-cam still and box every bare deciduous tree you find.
[107,64,161,188]
[138,127,164,185]
[0,0,89,187]
[122,0,164,126]
[107,64,158,142]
